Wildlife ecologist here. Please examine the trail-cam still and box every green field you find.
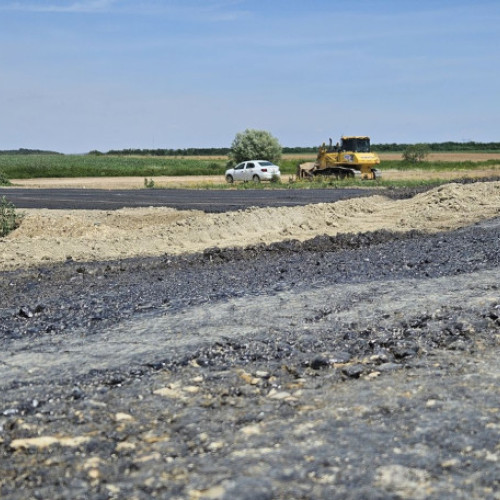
[0,154,227,179]
[377,158,500,171]
[0,154,499,190]
[1,154,499,177]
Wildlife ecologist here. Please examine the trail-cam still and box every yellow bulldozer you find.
[298,136,381,180]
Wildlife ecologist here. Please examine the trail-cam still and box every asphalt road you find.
[0,187,379,212]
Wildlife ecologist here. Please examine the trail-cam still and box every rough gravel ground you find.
[0,182,499,499]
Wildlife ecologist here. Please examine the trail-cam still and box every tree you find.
[228,129,282,166]
[402,143,430,163]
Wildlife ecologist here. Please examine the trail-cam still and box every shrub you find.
[228,129,282,166]
[144,178,155,189]
[0,169,10,185]
[402,143,430,163]
[0,196,19,236]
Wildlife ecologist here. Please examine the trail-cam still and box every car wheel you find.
[252,175,260,183]
[226,175,234,184]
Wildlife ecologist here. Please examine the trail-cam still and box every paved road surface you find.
[0,187,378,212]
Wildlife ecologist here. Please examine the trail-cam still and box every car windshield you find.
[341,138,371,153]
[258,161,274,166]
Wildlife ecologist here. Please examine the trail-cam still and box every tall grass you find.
[0,154,227,179]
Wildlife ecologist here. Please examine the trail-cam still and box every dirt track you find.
[1,181,499,499]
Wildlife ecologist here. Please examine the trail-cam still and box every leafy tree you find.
[402,143,430,163]
[228,129,282,166]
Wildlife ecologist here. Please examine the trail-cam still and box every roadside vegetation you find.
[0,196,20,236]
[0,169,11,186]
[191,176,470,191]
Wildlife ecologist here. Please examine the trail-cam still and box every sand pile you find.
[1,182,499,271]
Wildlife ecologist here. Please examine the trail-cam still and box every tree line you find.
[372,141,500,152]
[97,141,500,156]
[0,148,62,155]
[2,141,500,157]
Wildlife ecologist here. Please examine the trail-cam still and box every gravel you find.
[0,207,499,499]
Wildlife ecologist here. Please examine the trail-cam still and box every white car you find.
[225,160,281,183]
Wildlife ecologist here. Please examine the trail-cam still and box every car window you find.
[234,163,245,170]
[258,161,273,166]
[246,163,255,169]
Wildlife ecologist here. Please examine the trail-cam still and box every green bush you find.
[228,129,282,166]
[0,169,10,185]
[1,196,19,236]
[402,144,431,163]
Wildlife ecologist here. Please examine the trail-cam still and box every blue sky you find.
[0,0,499,153]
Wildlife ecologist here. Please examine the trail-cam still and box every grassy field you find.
[0,155,320,179]
[0,154,227,179]
[1,152,499,189]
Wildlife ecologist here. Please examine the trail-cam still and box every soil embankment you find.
[2,181,499,271]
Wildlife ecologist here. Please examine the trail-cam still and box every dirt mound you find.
[1,182,499,271]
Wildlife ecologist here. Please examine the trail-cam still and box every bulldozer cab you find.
[340,136,371,153]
